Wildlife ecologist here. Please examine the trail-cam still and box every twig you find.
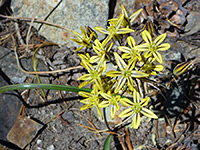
[38,0,63,31]
[14,22,25,45]
[26,0,45,54]
[46,109,66,124]
[0,14,70,32]
[13,43,83,74]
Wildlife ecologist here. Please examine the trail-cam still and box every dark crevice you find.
[107,0,117,26]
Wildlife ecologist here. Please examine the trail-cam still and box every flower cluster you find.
[71,5,170,129]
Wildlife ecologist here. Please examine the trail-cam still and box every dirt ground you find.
[0,0,200,150]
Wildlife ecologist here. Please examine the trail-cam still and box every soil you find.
[0,0,200,150]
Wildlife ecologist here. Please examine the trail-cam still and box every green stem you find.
[103,108,112,131]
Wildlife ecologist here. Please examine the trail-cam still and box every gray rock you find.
[11,0,109,46]
[185,11,200,35]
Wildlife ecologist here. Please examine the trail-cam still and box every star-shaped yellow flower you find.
[94,14,135,42]
[79,84,103,119]
[78,54,104,91]
[106,53,148,93]
[118,36,142,62]
[119,88,158,129]
[99,91,128,119]
[71,26,96,52]
[136,30,170,63]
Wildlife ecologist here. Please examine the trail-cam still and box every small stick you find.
[13,44,83,75]
[0,14,70,32]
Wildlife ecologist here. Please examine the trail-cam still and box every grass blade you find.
[103,134,113,150]
[0,83,92,93]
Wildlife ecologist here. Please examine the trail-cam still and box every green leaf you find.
[0,83,92,93]
[103,134,113,150]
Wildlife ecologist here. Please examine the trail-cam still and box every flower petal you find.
[130,8,143,23]
[131,71,149,78]
[79,80,93,88]
[96,106,103,120]
[80,104,93,110]
[90,56,100,63]
[135,43,149,51]
[78,74,91,81]
[118,46,131,53]
[106,70,121,77]
[115,77,127,93]
[157,43,170,51]
[142,30,152,43]
[94,26,109,34]
[79,91,93,98]
[111,106,116,119]
[121,4,128,17]
[154,65,164,72]
[132,113,141,129]
[99,101,110,108]
[114,52,127,70]
[154,33,166,46]
[140,97,150,106]
[120,98,134,106]
[101,93,112,100]
[153,52,163,64]
[118,108,133,118]
[117,28,135,34]
[141,108,158,119]
[173,60,193,76]
[127,36,136,48]
[133,88,140,103]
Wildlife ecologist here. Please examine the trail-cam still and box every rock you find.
[11,0,109,46]
[6,116,43,149]
[185,11,200,35]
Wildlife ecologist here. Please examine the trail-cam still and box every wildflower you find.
[99,91,127,119]
[106,53,148,93]
[136,30,170,63]
[71,26,96,52]
[94,14,135,42]
[109,4,143,28]
[78,54,104,91]
[79,84,103,119]
[119,88,158,129]
[118,36,141,61]
[90,38,113,71]
[140,57,164,75]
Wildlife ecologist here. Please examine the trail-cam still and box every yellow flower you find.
[90,38,113,71]
[140,57,164,75]
[78,54,104,91]
[71,26,96,52]
[136,30,170,63]
[119,88,158,129]
[79,84,103,119]
[94,14,135,42]
[109,4,143,28]
[99,91,127,119]
[118,36,141,61]
[106,53,148,93]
